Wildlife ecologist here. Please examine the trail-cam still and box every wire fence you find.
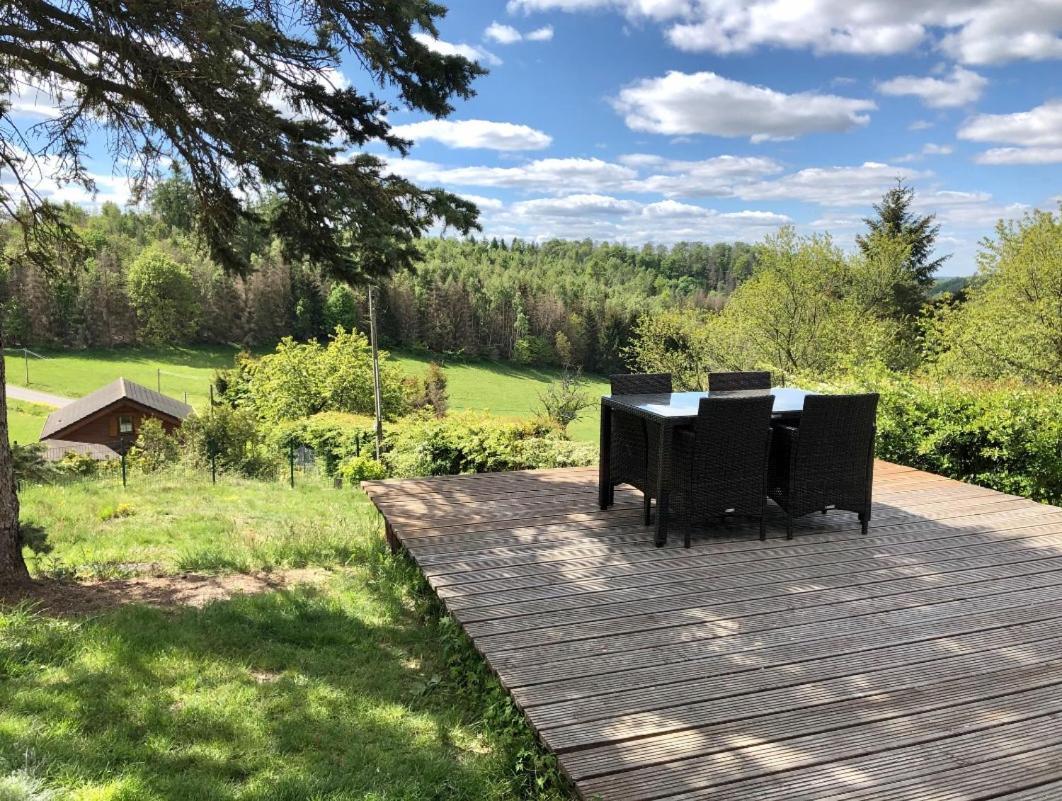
[26,441,330,490]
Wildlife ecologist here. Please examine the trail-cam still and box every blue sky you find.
[8,0,1062,274]
[374,0,1062,274]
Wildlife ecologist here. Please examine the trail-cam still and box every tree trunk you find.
[0,329,30,586]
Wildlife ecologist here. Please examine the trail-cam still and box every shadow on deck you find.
[364,462,1062,801]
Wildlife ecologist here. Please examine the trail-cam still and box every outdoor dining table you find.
[598,387,813,546]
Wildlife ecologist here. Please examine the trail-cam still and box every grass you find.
[5,345,246,411]
[390,350,608,443]
[6,401,50,445]
[4,473,571,800]
[6,345,609,443]
[20,473,377,579]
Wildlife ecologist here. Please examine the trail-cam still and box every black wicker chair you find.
[673,394,774,548]
[768,393,879,539]
[609,372,672,525]
[708,371,772,391]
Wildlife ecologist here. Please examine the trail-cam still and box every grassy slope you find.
[391,351,608,442]
[5,474,566,800]
[4,345,245,409]
[7,400,51,444]
[6,346,609,443]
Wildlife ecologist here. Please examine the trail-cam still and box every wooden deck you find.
[363,462,1062,801]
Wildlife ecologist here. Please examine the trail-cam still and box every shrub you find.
[12,443,53,485]
[180,405,279,479]
[270,411,376,476]
[128,418,180,473]
[337,455,388,484]
[383,411,595,478]
[409,362,449,418]
[535,369,592,431]
[825,370,1062,505]
[217,328,410,423]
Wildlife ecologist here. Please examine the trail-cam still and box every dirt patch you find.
[0,568,332,617]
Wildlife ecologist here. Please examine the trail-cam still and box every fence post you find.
[23,349,29,385]
[368,286,384,460]
[211,450,216,484]
[157,368,161,393]
[120,449,127,488]
[289,442,295,488]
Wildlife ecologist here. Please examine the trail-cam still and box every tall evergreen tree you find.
[857,181,949,317]
[0,0,484,585]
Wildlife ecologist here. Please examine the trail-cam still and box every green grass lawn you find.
[6,345,609,443]
[5,345,246,410]
[390,351,607,443]
[20,473,377,579]
[6,400,50,444]
[4,474,570,800]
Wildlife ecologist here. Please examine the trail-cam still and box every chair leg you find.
[786,514,794,540]
[684,526,691,549]
[859,512,869,535]
[759,516,766,541]
[643,495,652,525]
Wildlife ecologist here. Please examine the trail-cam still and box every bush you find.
[180,405,279,479]
[217,328,410,423]
[337,455,388,484]
[383,411,595,478]
[12,443,53,484]
[270,411,376,476]
[128,418,180,473]
[826,370,1062,504]
[535,369,592,431]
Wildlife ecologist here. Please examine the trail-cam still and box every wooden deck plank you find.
[363,464,1062,801]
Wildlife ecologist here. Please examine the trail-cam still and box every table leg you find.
[655,420,671,547]
[598,401,612,510]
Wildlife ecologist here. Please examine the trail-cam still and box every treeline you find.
[0,185,757,372]
[378,237,756,372]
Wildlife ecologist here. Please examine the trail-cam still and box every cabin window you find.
[118,415,134,434]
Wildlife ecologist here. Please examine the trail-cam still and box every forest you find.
[0,171,759,374]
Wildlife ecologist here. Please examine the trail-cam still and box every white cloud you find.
[390,119,552,151]
[484,21,554,44]
[736,162,929,206]
[896,142,954,162]
[383,156,636,193]
[483,191,792,243]
[612,71,875,142]
[0,148,133,208]
[959,100,1062,147]
[959,100,1062,164]
[456,193,505,210]
[413,33,501,66]
[485,22,524,44]
[974,147,1062,165]
[3,72,67,118]
[511,193,639,217]
[909,120,934,131]
[506,0,1062,65]
[621,153,783,196]
[877,67,987,108]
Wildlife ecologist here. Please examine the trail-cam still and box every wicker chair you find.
[609,373,672,525]
[672,394,774,548]
[768,393,879,539]
[708,371,772,391]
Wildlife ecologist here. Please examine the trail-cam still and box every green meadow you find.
[5,346,608,443]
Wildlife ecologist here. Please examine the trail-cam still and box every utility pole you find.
[368,286,384,460]
[23,349,29,385]
[157,368,161,393]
